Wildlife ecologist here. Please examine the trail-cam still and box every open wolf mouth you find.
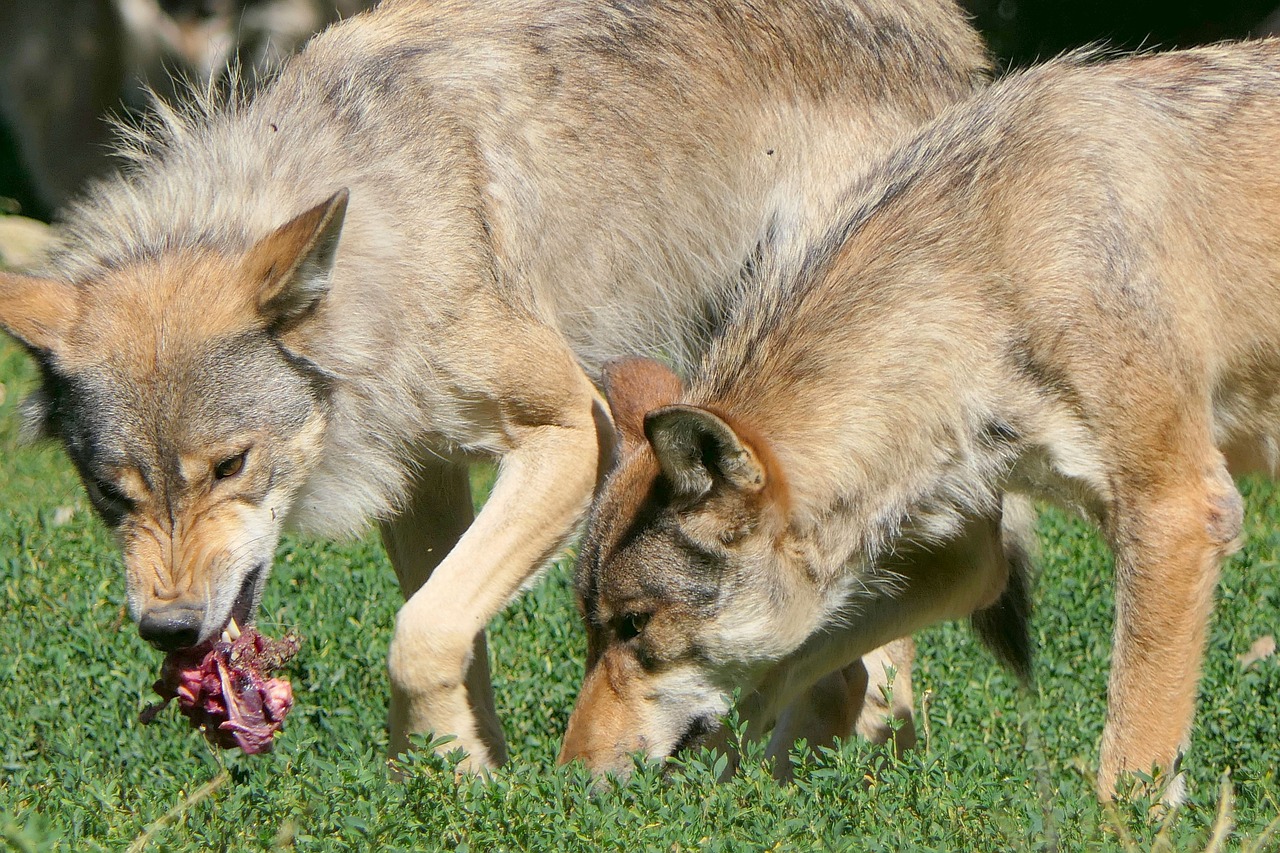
[228,562,264,632]
[139,563,300,754]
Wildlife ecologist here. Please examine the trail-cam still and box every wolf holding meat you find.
[0,0,992,767]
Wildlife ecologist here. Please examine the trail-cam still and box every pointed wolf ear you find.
[644,404,767,500]
[246,188,348,332]
[0,271,76,354]
[602,357,684,454]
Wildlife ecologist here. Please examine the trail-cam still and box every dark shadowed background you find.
[968,0,1280,66]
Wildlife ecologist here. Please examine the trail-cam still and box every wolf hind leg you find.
[1097,448,1242,802]
[765,637,916,780]
[853,637,918,752]
[380,456,508,767]
[771,495,1030,776]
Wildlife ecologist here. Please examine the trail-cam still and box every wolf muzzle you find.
[138,604,204,651]
[137,561,265,651]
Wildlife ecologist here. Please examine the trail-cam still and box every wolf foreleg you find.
[380,456,507,766]
[766,638,916,780]
[384,367,603,770]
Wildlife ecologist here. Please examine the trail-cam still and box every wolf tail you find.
[971,494,1037,685]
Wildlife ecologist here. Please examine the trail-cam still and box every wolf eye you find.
[93,479,131,507]
[214,450,248,480]
[615,612,651,641]
[88,479,135,526]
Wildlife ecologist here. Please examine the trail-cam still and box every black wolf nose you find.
[138,606,203,651]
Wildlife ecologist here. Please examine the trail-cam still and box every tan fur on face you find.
[119,411,325,622]
[569,358,936,775]
[125,494,254,603]
[7,199,342,643]
[56,251,262,375]
[559,647,648,770]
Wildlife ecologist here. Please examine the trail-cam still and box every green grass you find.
[1,335,1278,852]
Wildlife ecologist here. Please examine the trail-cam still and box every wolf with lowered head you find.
[0,0,991,767]
[562,41,1280,799]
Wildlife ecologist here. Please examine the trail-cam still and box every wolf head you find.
[560,357,837,776]
[0,190,347,651]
